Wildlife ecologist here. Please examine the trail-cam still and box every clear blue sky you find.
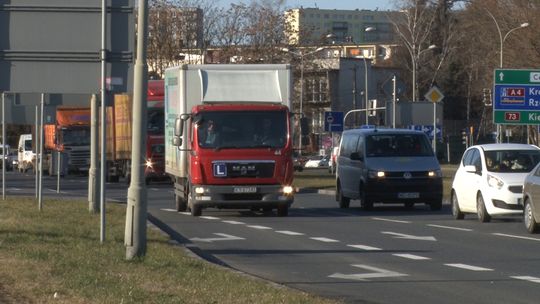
[218,0,397,11]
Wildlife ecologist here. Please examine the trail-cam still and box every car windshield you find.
[365,134,433,157]
[484,150,540,173]
[196,111,288,149]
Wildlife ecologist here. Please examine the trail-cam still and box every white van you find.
[18,134,35,172]
[336,128,443,210]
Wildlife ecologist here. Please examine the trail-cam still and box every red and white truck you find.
[165,64,295,216]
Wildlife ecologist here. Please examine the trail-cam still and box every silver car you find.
[522,163,540,233]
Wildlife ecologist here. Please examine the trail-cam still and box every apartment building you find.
[284,7,396,45]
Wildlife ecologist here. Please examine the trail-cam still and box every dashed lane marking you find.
[275,230,304,236]
[222,220,245,225]
[492,233,540,242]
[427,224,473,232]
[160,208,178,212]
[310,237,339,243]
[347,244,382,251]
[247,225,272,230]
[200,216,220,220]
[445,263,493,271]
[372,217,411,224]
[393,253,431,260]
[511,276,540,284]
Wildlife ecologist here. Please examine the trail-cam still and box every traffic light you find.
[461,129,468,146]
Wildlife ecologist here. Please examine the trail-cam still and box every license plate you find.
[398,192,419,199]
[233,186,257,193]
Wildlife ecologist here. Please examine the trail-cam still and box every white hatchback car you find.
[451,143,540,222]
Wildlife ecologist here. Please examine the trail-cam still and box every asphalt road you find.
[4,170,540,304]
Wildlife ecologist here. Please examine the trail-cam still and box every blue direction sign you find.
[324,111,344,132]
[409,125,442,140]
[493,69,540,124]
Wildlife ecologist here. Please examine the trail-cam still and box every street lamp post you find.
[409,44,436,102]
[282,47,324,155]
[362,27,376,126]
[487,10,529,143]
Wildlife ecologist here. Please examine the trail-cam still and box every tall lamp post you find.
[282,47,324,155]
[487,10,529,143]
[362,27,376,125]
[408,44,436,102]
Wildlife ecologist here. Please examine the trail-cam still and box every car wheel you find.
[277,204,289,216]
[524,199,538,233]
[451,190,465,220]
[476,193,491,223]
[337,183,350,208]
[175,194,187,212]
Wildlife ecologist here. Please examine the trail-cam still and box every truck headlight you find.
[282,185,294,195]
[145,159,153,168]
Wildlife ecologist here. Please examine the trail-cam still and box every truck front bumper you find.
[190,184,294,209]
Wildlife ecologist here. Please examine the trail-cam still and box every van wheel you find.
[360,186,373,211]
[337,184,350,208]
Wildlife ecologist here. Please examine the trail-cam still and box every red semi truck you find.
[165,64,295,216]
[107,80,167,184]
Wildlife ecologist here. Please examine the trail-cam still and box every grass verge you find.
[0,197,339,304]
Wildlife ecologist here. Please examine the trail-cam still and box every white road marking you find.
[445,263,493,271]
[160,208,178,212]
[275,230,304,236]
[329,264,408,281]
[200,216,220,220]
[427,224,473,232]
[190,233,245,243]
[393,253,431,260]
[179,212,191,215]
[8,188,22,191]
[492,233,540,242]
[150,188,160,191]
[222,220,245,225]
[511,276,540,284]
[247,225,272,230]
[310,237,339,243]
[347,244,382,251]
[372,217,411,224]
[381,231,437,241]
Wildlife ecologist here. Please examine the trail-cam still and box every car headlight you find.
[368,170,385,178]
[487,174,504,189]
[428,169,443,178]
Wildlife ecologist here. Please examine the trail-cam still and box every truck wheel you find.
[175,195,187,212]
[277,205,288,216]
[188,196,201,216]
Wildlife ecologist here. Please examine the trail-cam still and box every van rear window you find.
[366,134,433,157]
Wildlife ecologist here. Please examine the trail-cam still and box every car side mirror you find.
[464,165,477,173]
[350,152,363,161]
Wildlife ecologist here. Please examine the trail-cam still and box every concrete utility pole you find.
[125,0,149,259]
[88,94,99,213]
[99,0,108,243]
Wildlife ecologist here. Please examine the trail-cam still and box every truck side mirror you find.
[172,117,184,147]
[350,152,363,161]
[19,147,23,153]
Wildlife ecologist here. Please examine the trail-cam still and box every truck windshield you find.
[148,108,164,134]
[24,140,32,150]
[197,111,288,149]
[366,134,433,157]
[61,128,91,146]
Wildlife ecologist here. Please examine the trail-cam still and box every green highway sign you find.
[494,69,540,84]
[494,110,540,124]
[493,69,540,124]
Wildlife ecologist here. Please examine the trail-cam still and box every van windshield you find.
[366,134,433,157]
[24,140,32,150]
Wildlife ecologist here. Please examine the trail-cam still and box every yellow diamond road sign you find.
[425,86,444,103]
